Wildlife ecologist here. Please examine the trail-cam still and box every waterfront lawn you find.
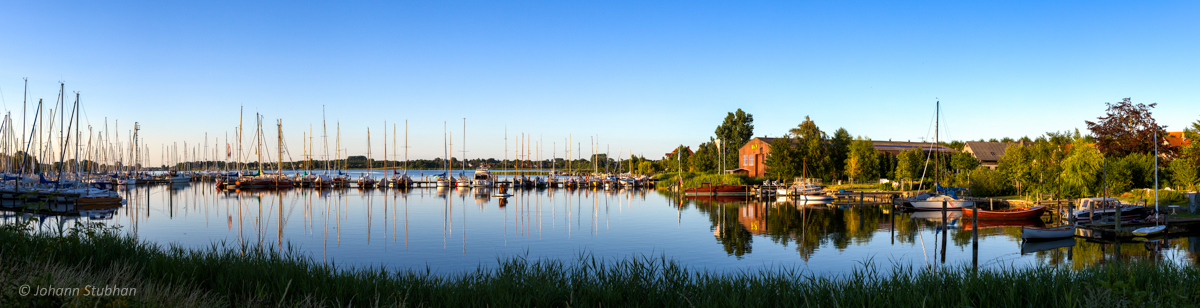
[2,220,1198,307]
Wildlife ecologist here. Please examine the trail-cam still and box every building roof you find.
[664,146,693,158]
[964,141,1011,162]
[1166,131,1191,149]
[870,141,953,153]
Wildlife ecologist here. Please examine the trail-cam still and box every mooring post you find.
[1068,201,1075,225]
[860,191,864,207]
[972,201,978,271]
[941,199,948,264]
[1115,203,1122,236]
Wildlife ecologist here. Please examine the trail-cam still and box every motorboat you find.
[1064,198,1150,223]
[471,167,493,188]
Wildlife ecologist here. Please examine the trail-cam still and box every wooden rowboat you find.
[962,205,1046,220]
[1021,225,1075,240]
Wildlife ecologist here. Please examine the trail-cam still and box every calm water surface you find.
[7,170,1198,275]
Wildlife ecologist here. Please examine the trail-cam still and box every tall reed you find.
[2,221,1197,307]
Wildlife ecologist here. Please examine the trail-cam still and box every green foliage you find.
[844,136,879,184]
[966,166,1013,197]
[1168,158,1198,191]
[950,151,980,171]
[1120,152,1155,189]
[662,145,691,173]
[998,143,1035,195]
[714,109,755,168]
[1128,188,1188,204]
[829,128,853,180]
[790,116,832,181]
[4,223,1200,307]
[689,142,718,172]
[1061,140,1104,198]
[763,138,800,181]
[1103,156,1134,195]
[894,148,923,190]
[1183,120,1200,161]
[638,161,656,174]
[653,172,757,189]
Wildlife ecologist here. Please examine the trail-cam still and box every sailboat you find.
[1132,128,1168,236]
[357,128,376,188]
[907,101,975,210]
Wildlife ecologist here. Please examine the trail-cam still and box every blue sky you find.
[2,1,1198,166]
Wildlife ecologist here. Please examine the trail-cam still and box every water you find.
[5,171,1198,275]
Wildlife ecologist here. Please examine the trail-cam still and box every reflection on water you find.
[2,182,1197,274]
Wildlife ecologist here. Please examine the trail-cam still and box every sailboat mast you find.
[238,106,242,172]
[462,118,466,172]
[277,119,283,174]
[935,100,939,190]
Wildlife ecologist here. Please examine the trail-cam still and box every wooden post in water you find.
[860,191,864,207]
[972,202,978,271]
[1067,201,1075,225]
[890,198,895,245]
[1115,203,1122,236]
[941,199,947,264]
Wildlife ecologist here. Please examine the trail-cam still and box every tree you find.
[1182,119,1200,163]
[894,148,923,190]
[998,143,1034,195]
[763,138,799,181]
[950,151,980,171]
[1084,98,1175,157]
[638,160,655,174]
[689,142,717,172]
[844,136,879,185]
[1169,158,1198,191]
[1061,139,1104,198]
[714,109,754,170]
[829,128,852,180]
[790,116,831,181]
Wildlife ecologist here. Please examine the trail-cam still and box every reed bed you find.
[653,172,757,189]
[2,221,1197,307]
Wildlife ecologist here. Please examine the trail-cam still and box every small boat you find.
[961,205,1047,220]
[683,182,751,196]
[471,167,494,188]
[1020,237,1075,255]
[1021,225,1075,240]
[1064,198,1150,223]
[1131,225,1166,237]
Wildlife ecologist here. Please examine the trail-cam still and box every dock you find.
[1077,217,1200,239]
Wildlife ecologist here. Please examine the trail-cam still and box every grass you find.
[2,220,1199,307]
[652,172,759,189]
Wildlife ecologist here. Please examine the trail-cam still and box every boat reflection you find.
[960,218,1044,231]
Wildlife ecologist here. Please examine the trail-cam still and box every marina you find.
[4,178,1197,275]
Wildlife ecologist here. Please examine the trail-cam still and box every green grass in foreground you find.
[2,221,1199,307]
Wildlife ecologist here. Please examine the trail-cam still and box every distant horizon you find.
[3,1,1197,166]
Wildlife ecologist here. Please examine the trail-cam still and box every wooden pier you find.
[1077,217,1200,239]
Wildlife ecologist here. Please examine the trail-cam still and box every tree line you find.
[657,98,1200,199]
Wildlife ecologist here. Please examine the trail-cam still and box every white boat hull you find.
[1021,226,1075,240]
[1132,225,1166,237]
[910,200,973,210]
